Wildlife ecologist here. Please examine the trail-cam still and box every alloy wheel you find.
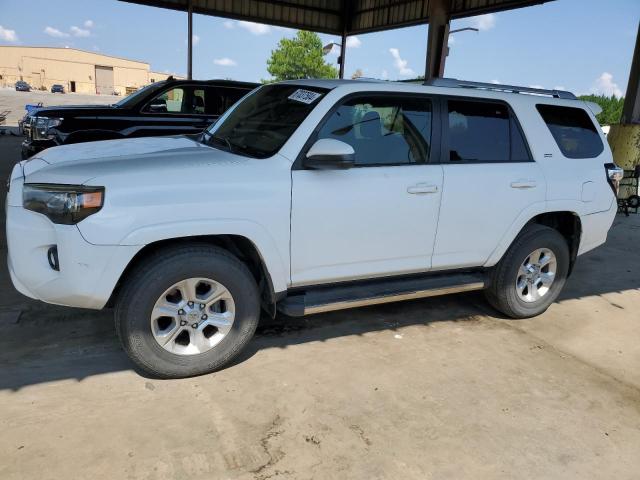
[150,277,235,355]
[515,248,557,303]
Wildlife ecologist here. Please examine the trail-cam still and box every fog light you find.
[47,246,59,271]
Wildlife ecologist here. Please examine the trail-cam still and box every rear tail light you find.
[604,163,624,196]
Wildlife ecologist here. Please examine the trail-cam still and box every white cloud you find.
[346,36,361,48]
[0,25,18,43]
[553,85,566,91]
[238,21,271,35]
[472,13,496,31]
[592,72,623,97]
[185,34,200,45]
[529,84,545,89]
[70,26,91,37]
[84,20,94,28]
[389,48,415,76]
[223,20,234,29]
[381,69,389,80]
[214,57,237,67]
[490,79,501,84]
[44,26,70,38]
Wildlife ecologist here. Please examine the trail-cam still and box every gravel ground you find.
[1,135,639,480]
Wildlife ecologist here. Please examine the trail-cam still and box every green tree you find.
[578,94,625,125]
[266,30,338,81]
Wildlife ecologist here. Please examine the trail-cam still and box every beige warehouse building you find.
[0,46,179,95]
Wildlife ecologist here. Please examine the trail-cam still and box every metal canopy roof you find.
[120,0,552,35]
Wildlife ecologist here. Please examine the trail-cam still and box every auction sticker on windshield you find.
[288,89,322,104]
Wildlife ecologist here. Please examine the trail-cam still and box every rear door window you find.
[536,104,604,159]
[445,99,531,162]
[205,87,249,115]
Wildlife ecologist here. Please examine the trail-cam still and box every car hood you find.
[21,135,247,185]
[30,104,118,117]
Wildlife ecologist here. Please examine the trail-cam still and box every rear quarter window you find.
[536,104,604,159]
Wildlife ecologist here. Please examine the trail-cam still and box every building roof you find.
[120,0,554,35]
[0,45,150,66]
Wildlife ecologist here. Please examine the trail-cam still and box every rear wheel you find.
[485,224,569,318]
[115,244,260,378]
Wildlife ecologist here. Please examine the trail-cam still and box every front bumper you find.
[21,139,55,160]
[6,205,142,309]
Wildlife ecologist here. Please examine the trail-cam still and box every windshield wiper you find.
[209,134,235,153]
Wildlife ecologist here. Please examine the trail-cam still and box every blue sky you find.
[0,0,638,96]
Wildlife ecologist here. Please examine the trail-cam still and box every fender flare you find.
[118,219,289,293]
[484,200,585,267]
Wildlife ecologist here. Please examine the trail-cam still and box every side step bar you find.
[278,272,485,317]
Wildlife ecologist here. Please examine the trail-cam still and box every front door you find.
[291,94,443,286]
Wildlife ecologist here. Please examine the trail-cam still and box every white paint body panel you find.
[291,165,443,285]
[6,80,618,310]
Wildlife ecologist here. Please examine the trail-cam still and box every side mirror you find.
[304,138,355,170]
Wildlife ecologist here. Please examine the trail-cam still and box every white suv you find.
[6,78,622,378]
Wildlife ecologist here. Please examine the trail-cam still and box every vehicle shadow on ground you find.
[0,290,493,390]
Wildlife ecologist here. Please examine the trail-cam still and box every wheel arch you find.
[108,235,280,317]
[525,211,582,274]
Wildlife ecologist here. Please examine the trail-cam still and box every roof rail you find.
[425,78,577,100]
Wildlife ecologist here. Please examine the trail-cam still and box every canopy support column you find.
[339,31,346,79]
[622,22,640,124]
[424,0,451,80]
[187,0,193,80]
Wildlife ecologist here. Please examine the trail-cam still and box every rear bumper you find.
[6,205,141,309]
[578,198,618,255]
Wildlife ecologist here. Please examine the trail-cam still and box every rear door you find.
[432,97,546,269]
[290,93,443,286]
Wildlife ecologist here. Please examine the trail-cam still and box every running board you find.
[278,272,485,317]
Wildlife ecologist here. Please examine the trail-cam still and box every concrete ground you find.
[0,134,639,480]
[0,88,120,127]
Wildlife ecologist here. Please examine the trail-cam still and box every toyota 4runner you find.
[6,78,622,378]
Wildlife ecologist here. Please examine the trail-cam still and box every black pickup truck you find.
[22,78,258,159]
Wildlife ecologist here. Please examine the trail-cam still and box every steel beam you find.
[187,0,193,80]
[424,0,451,80]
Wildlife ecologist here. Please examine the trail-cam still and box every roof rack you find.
[425,78,577,100]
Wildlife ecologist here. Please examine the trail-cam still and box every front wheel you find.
[485,224,570,318]
[115,244,260,378]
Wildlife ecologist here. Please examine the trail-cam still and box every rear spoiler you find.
[583,101,603,116]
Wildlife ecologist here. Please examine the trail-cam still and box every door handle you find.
[407,183,439,194]
[510,180,537,189]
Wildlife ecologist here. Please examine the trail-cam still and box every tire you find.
[115,243,260,378]
[484,224,569,319]
[627,195,640,209]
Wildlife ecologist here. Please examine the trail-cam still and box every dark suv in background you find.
[51,84,65,93]
[15,81,31,92]
[21,78,258,159]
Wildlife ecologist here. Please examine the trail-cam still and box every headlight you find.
[23,184,104,225]
[33,116,63,140]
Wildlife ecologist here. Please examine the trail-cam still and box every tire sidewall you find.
[502,229,569,317]
[117,248,259,377]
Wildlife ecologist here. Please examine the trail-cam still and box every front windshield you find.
[204,84,329,158]
[113,82,166,108]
